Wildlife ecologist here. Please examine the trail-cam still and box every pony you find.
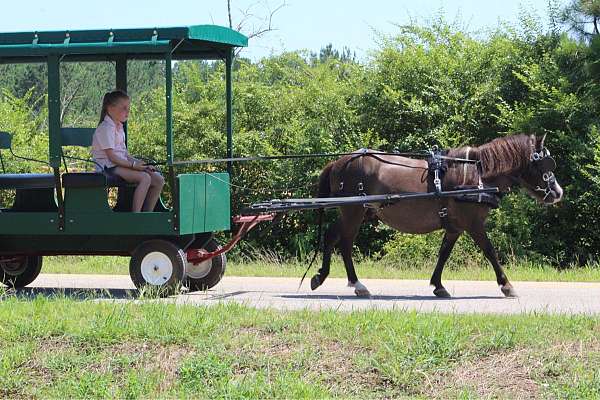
[310,134,563,297]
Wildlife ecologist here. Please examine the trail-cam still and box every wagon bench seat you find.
[62,172,129,188]
[0,173,55,189]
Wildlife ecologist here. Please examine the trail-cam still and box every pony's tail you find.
[313,162,334,256]
[318,161,334,198]
[313,162,334,257]
[298,162,334,291]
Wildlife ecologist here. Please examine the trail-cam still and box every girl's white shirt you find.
[91,115,129,170]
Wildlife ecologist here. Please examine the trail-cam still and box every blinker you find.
[538,156,556,172]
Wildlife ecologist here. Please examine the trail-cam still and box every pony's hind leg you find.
[430,231,461,298]
[467,225,517,298]
[311,220,341,290]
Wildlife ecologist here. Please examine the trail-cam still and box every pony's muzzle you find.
[546,181,563,204]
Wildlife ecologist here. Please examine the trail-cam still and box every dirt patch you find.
[233,328,399,397]
[21,337,192,394]
[431,340,600,400]
[149,344,192,392]
[442,349,540,399]
[311,340,398,397]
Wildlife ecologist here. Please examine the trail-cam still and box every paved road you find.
[18,274,600,314]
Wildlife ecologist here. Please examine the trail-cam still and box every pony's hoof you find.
[433,288,452,298]
[354,288,371,298]
[501,285,518,298]
[310,275,321,291]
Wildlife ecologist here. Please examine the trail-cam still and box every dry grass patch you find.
[431,339,600,399]
[442,348,540,399]
[233,327,399,397]
[20,337,193,395]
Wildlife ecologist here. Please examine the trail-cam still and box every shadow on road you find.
[278,294,505,301]
[10,287,138,300]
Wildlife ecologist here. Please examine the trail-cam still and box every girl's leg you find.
[142,172,165,212]
[113,167,151,212]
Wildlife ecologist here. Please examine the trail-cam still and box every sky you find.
[0,0,563,61]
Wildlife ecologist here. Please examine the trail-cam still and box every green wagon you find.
[0,25,249,293]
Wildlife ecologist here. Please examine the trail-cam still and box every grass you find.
[0,294,599,398]
[42,254,600,282]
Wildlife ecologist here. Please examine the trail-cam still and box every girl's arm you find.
[105,149,145,170]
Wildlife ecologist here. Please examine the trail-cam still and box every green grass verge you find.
[0,294,599,398]
[42,255,600,282]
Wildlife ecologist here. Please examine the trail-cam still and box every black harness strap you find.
[428,147,457,232]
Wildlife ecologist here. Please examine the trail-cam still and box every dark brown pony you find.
[310,134,563,297]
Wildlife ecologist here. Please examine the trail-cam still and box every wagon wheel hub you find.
[140,252,173,285]
[185,257,212,279]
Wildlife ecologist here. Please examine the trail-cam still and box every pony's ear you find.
[536,133,547,149]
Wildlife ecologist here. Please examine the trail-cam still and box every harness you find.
[333,145,521,231]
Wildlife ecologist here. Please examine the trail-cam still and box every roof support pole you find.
[115,55,128,143]
[165,52,173,165]
[165,51,178,231]
[226,48,233,175]
[47,55,61,167]
[47,54,65,230]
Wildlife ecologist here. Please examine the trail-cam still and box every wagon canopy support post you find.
[47,55,61,168]
[165,51,173,166]
[226,48,233,175]
[165,50,179,231]
[115,54,128,143]
[47,54,65,231]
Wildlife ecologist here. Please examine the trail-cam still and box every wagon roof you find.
[0,25,248,62]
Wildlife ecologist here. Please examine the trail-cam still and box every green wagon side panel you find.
[63,186,175,235]
[0,213,58,234]
[178,173,230,234]
[178,174,206,234]
[205,173,230,232]
[64,212,175,235]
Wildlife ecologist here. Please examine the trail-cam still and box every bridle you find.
[529,139,557,201]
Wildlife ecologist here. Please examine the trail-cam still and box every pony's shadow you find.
[9,287,138,300]
[279,294,505,301]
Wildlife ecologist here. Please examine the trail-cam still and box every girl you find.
[91,90,164,212]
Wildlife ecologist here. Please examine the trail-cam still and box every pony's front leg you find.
[430,231,461,298]
[339,206,370,297]
[467,226,518,298]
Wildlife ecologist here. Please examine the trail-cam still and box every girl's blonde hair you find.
[99,90,130,125]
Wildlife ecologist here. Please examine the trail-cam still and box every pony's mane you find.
[448,134,532,180]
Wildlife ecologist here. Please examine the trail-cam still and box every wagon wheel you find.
[185,239,227,291]
[129,240,185,296]
[0,256,43,288]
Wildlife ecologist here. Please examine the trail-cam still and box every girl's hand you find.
[132,160,146,171]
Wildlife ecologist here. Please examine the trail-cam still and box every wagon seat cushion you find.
[0,173,56,189]
[62,172,129,188]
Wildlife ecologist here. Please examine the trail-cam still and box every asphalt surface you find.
[16,274,600,315]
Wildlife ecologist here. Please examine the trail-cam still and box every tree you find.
[561,0,600,39]
[226,0,287,55]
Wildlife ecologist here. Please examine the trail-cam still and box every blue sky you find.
[1,0,562,60]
